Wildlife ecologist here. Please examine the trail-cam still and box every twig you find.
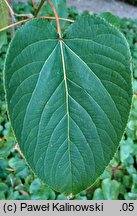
[4,0,33,18]
[38,16,74,23]
[9,0,15,38]
[0,16,74,33]
[1,0,74,34]
[3,0,14,16]
[32,0,37,10]
[35,0,45,17]
[13,144,24,158]
[15,13,33,18]
[0,18,31,32]
[48,0,61,38]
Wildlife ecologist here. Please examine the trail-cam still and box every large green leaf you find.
[4,15,132,194]
[0,0,9,49]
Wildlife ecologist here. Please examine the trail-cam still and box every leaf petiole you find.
[47,0,62,38]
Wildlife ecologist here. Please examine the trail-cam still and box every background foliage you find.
[0,0,137,200]
[123,0,137,6]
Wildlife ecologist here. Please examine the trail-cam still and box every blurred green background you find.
[0,0,137,200]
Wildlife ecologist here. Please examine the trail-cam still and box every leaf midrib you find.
[59,40,72,189]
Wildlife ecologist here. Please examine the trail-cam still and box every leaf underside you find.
[4,15,132,194]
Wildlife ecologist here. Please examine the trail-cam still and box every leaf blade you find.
[4,16,132,194]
